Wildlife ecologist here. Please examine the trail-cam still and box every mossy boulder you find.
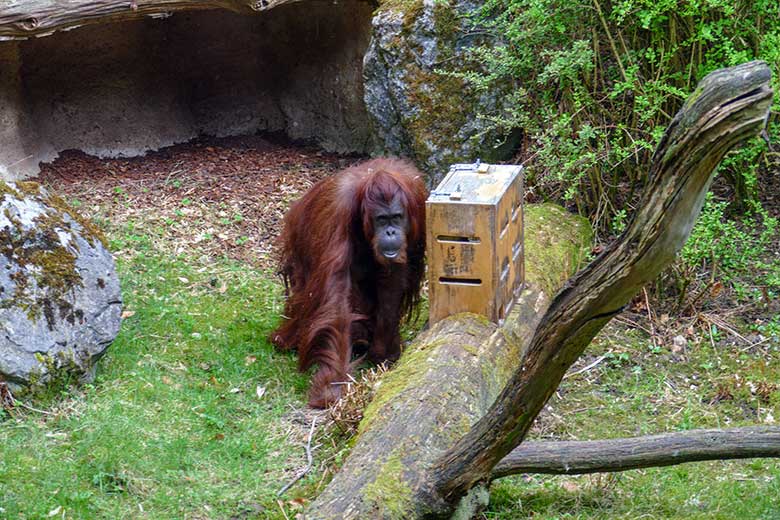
[0,181,121,393]
[364,0,518,184]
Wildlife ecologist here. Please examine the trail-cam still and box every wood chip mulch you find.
[35,135,364,270]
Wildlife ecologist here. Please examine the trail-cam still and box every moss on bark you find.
[363,452,415,519]
[524,203,593,295]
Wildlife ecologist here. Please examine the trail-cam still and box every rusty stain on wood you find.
[427,163,524,324]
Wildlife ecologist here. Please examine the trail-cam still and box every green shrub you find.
[660,193,779,309]
[444,0,779,309]
[450,0,779,225]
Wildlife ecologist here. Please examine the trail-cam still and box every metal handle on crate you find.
[430,183,462,200]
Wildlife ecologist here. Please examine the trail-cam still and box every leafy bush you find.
[659,193,780,310]
[451,0,779,226]
[446,0,779,310]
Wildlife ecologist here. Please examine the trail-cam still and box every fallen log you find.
[309,203,593,518]
[307,61,774,519]
[491,426,780,477]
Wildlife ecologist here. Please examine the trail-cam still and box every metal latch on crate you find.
[429,183,463,200]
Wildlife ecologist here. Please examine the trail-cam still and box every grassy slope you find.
[1,220,779,519]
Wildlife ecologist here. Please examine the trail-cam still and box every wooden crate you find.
[426,162,524,324]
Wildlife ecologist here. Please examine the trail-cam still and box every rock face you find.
[0,0,515,185]
[364,0,518,184]
[0,182,122,393]
[0,2,374,180]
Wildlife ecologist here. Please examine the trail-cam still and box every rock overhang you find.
[0,0,375,180]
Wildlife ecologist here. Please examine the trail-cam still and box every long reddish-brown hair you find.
[271,158,427,407]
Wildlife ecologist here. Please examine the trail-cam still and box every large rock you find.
[364,0,519,184]
[0,181,122,393]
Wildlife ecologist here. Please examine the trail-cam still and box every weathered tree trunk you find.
[307,61,774,519]
[431,61,774,506]
[0,0,302,40]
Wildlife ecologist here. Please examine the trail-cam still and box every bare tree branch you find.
[491,426,780,478]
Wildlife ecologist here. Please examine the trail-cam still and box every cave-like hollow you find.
[0,1,374,180]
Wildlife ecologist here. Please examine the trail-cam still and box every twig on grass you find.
[701,313,750,345]
[278,416,317,496]
[643,287,659,350]
[276,500,290,520]
[14,401,55,416]
[0,384,54,416]
[614,315,654,336]
[563,354,609,380]
[740,336,772,352]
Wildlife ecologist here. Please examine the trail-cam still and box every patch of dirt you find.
[35,134,365,270]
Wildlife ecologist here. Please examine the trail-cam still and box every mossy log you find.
[310,204,593,519]
[0,0,301,40]
[307,61,774,519]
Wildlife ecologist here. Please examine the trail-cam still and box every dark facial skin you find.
[372,195,408,260]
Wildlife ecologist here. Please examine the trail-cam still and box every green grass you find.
[485,324,780,519]
[0,224,314,519]
[2,221,779,519]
